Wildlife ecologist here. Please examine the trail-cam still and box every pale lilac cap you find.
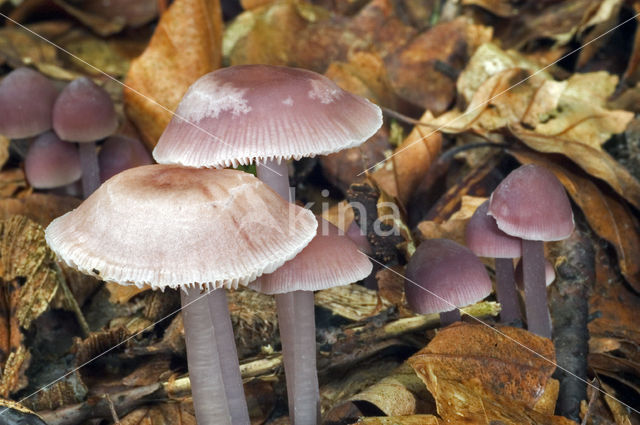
[0,68,58,139]
[53,77,118,143]
[405,239,492,314]
[515,258,555,289]
[45,165,318,290]
[153,65,383,168]
[465,200,521,258]
[249,219,372,294]
[489,164,574,241]
[99,135,153,182]
[25,131,82,189]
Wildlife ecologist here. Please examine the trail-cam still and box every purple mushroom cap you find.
[53,77,118,143]
[0,68,58,139]
[99,135,153,182]
[466,200,522,258]
[25,131,82,189]
[405,238,492,314]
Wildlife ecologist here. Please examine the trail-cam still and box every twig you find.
[54,263,91,337]
[580,379,599,425]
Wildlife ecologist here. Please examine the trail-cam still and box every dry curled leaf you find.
[409,323,575,425]
[0,193,80,226]
[417,195,486,246]
[124,0,223,148]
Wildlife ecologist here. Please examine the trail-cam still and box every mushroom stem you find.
[78,142,100,198]
[439,309,461,327]
[521,239,552,338]
[181,287,232,425]
[206,289,251,425]
[494,258,521,323]
[258,159,320,424]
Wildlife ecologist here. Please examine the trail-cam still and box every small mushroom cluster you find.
[403,164,573,339]
[0,67,151,198]
[45,65,381,425]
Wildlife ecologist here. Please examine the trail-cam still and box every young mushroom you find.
[405,238,492,326]
[249,219,372,424]
[45,164,318,425]
[466,200,522,323]
[0,67,58,139]
[53,77,118,198]
[153,64,382,425]
[98,135,153,182]
[25,131,81,190]
[488,164,574,338]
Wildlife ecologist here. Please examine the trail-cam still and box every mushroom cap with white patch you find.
[45,164,318,290]
[153,65,383,168]
[249,219,372,294]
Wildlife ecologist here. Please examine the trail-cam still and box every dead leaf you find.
[0,193,80,226]
[511,150,640,292]
[384,17,492,113]
[409,323,575,425]
[0,169,28,199]
[52,0,127,36]
[417,195,486,246]
[0,136,8,170]
[124,0,223,149]
[315,284,390,321]
[356,416,442,425]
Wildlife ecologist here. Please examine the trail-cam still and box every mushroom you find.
[515,258,555,290]
[153,64,382,424]
[98,135,153,182]
[465,200,522,323]
[45,164,318,425]
[53,77,118,198]
[24,131,81,190]
[0,67,58,139]
[249,219,372,424]
[488,164,574,338]
[405,238,492,326]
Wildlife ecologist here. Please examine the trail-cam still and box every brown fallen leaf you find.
[124,0,223,149]
[384,17,492,114]
[409,323,576,425]
[417,195,486,246]
[356,415,443,425]
[0,193,80,226]
[0,169,28,199]
[510,149,640,292]
[52,0,127,36]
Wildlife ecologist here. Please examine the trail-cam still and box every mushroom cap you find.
[99,135,153,182]
[465,200,521,258]
[53,77,118,143]
[515,258,555,289]
[0,68,58,139]
[249,219,372,294]
[405,238,492,314]
[45,164,318,290]
[25,131,82,189]
[153,65,383,168]
[489,164,574,241]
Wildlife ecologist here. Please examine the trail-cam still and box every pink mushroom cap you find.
[153,65,383,168]
[99,135,153,182]
[466,200,522,258]
[0,68,58,139]
[25,131,82,189]
[489,164,574,241]
[45,165,318,290]
[53,77,118,143]
[405,238,492,314]
[249,219,372,294]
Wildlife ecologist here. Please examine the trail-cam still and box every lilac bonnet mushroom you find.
[53,77,118,198]
[466,200,522,323]
[45,164,318,425]
[405,238,492,326]
[25,131,81,190]
[249,219,372,424]
[489,164,574,338]
[0,67,58,139]
[98,135,153,182]
[153,64,382,425]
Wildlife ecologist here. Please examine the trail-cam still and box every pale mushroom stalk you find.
[181,287,232,425]
[206,288,251,425]
[257,159,321,424]
[521,240,551,338]
[494,258,520,322]
[78,142,100,197]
